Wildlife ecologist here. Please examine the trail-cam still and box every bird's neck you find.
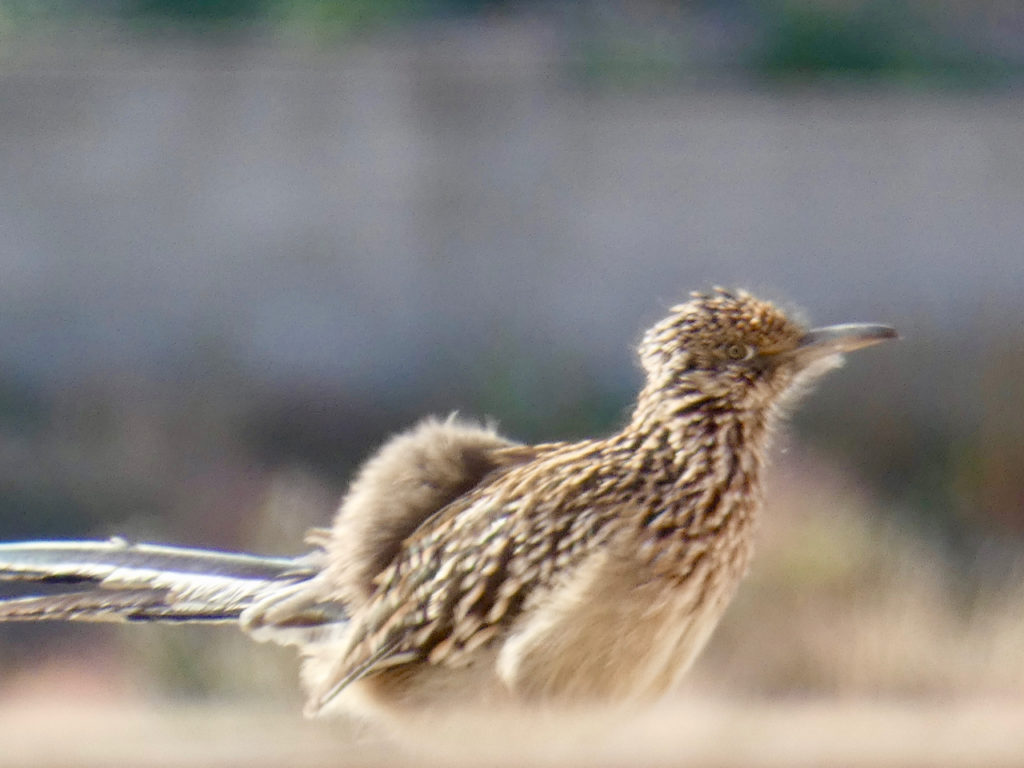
[622,381,776,572]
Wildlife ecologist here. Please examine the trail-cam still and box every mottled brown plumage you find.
[0,288,895,729]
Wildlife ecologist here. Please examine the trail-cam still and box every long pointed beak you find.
[797,323,899,356]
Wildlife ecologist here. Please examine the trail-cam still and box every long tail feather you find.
[0,588,222,622]
[0,539,306,583]
[0,539,321,624]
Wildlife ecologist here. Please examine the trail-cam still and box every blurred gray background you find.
[0,0,1023,722]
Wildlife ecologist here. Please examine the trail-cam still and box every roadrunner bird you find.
[0,289,895,726]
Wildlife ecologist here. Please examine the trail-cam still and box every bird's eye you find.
[726,343,754,361]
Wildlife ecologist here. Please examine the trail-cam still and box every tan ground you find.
[2,698,1024,768]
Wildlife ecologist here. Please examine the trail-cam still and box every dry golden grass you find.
[693,446,1024,699]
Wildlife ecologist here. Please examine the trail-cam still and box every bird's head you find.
[638,288,897,411]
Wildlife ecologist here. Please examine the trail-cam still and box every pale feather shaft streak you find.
[0,539,323,624]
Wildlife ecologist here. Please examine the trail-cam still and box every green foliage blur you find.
[0,1,1021,84]
[755,0,1012,85]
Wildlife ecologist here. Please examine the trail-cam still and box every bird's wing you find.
[309,441,619,711]
[0,539,324,624]
[323,416,544,604]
